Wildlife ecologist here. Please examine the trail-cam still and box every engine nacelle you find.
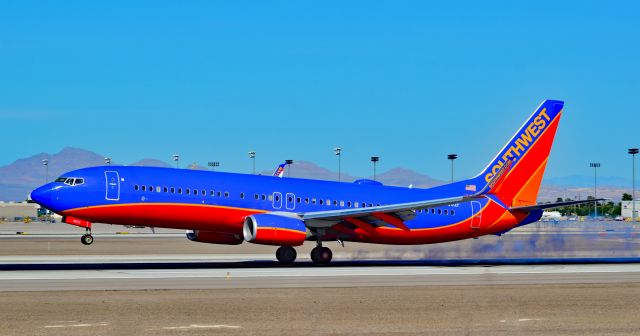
[243,213,307,246]
[186,230,243,245]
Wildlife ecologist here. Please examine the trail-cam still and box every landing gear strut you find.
[310,230,332,265]
[310,246,332,265]
[276,246,296,264]
[80,228,93,245]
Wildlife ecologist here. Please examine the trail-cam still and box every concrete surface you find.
[1,285,639,335]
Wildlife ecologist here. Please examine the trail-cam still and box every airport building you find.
[0,202,39,221]
[621,200,640,220]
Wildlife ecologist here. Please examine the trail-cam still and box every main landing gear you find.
[80,228,94,245]
[276,246,297,265]
[274,244,333,265]
[310,246,332,265]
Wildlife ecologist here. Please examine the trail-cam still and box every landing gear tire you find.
[310,246,332,265]
[276,246,297,265]
[81,234,94,245]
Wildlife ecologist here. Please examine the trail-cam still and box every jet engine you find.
[243,213,307,246]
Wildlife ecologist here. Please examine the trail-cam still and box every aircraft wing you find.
[509,198,608,212]
[299,195,480,230]
[299,162,511,230]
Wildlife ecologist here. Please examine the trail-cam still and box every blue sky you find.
[1,1,638,181]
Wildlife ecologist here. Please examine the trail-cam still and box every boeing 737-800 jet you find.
[30,100,595,264]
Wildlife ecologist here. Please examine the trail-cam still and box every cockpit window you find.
[56,177,84,186]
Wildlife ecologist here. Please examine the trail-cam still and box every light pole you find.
[104,157,111,165]
[371,156,379,181]
[447,154,458,183]
[334,147,342,182]
[248,151,256,174]
[285,159,294,177]
[590,162,600,218]
[172,154,180,168]
[208,161,220,171]
[41,159,49,184]
[629,148,639,222]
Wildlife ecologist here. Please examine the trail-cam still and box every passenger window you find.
[347,201,351,207]
[296,197,301,203]
[178,188,182,194]
[431,209,435,214]
[148,186,153,192]
[268,195,273,201]
[141,185,146,191]
[186,189,190,195]
[261,194,266,201]
[193,189,198,195]
[210,190,215,196]
[240,193,245,199]
[444,209,448,215]
[217,191,222,197]
[340,201,344,207]
[163,187,168,193]
[369,203,373,208]
[224,192,229,198]
[319,199,324,205]
[437,209,442,215]
[451,210,455,216]
[288,196,293,202]
[305,198,310,204]
[333,200,338,206]
[171,187,175,193]
[312,198,317,204]
[156,186,161,192]
[134,185,139,191]
[275,195,280,202]
[354,202,359,207]
[254,194,259,200]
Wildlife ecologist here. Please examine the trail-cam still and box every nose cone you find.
[30,184,54,208]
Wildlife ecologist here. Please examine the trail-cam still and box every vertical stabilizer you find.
[476,100,564,207]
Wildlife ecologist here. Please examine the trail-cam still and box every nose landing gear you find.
[80,228,94,245]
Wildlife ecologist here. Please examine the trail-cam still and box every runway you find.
[1,260,639,291]
[2,222,640,335]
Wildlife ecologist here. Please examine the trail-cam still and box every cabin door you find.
[285,193,296,210]
[272,192,282,209]
[470,201,482,229]
[105,171,120,201]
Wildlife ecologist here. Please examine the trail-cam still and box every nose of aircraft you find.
[30,183,54,208]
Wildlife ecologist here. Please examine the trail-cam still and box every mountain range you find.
[0,147,632,202]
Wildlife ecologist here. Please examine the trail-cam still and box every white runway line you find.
[161,324,241,330]
[44,322,108,328]
[2,264,640,281]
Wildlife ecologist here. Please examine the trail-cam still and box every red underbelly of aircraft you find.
[61,203,262,233]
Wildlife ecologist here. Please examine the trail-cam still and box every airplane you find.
[30,99,599,264]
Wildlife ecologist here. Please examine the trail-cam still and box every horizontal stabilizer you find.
[510,198,608,212]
